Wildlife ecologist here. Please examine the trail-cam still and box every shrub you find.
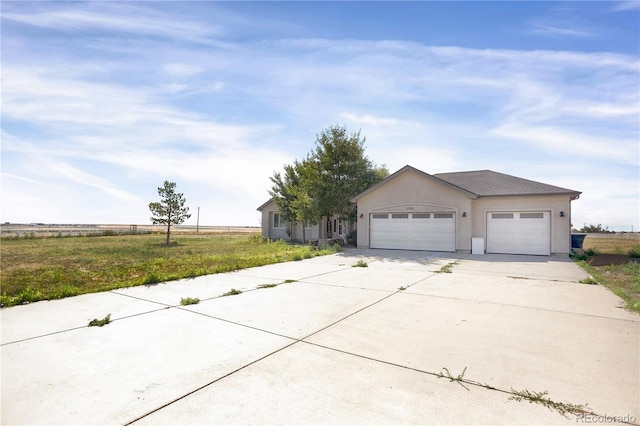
[142,271,161,285]
[628,245,640,258]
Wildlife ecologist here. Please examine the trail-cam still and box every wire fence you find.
[0,224,260,239]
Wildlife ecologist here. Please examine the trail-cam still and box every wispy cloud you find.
[610,1,640,12]
[530,24,594,38]
[46,161,138,200]
[1,2,637,227]
[1,2,220,42]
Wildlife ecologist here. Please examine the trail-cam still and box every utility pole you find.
[197,207,200,233]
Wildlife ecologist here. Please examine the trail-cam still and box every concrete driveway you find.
[1,250,638,425]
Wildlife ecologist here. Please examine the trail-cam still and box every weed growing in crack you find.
[398,286,407,291]
[353,260,368,268]
[434,366,593,419]
[283,279,296,283]
[436,366,469,390]
[221,288,242,296]
[180,297,200,305]
[435,261,458,274]
[580,277,598,285]
[88,314,111,327]
[509,388,590,418]
[257,284,278,289]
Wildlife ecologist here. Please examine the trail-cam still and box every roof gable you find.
[351,165,478,202]
[256,199,275,211]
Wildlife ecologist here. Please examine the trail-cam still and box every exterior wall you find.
[354,169,575,255]
[355,169,473,251]
[259,201,274,238]
[471,195,574,255]
[258,199,325,243]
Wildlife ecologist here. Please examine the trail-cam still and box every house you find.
[258,165,581,256]
[256,199,352,244]
[351,165,581,255]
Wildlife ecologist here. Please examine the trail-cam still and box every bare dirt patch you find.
[588,254,637,266]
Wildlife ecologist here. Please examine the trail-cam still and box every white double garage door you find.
[370,211,550,255]
[370,212,456,252]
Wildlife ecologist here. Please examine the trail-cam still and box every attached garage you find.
[486,211,550,255]
[370,212,455,251]
[351,166,581,256]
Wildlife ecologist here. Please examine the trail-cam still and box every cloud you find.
[2,2,637,227]
[610,1,640,12]
[162,63,204,77]
[491,123,638,166]
[530,24,594,38]
[1,172,67,192]
[46,161,138,200]
[1,2,220,43]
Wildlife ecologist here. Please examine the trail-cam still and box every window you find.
[520,213,544,219]
[492,213,514,219]
[434,213,454,219]
[392,213,409,219]
[372,214,388,219]
[273,213,285,228]
[412,213,430,219]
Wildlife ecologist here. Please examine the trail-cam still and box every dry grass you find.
[0,233,339,307]
[582,235,640,255]
[575,234,640,314]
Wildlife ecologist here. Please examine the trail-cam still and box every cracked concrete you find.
[1,250,638,425]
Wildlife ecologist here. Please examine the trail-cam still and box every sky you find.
[1,1,639,230]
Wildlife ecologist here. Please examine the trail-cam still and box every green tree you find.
[270,125,388,240]
[149,181,191,245]
[308,125,388,221]
[269,164,300,238]
[577,224,612,233]
[269,160,319,242]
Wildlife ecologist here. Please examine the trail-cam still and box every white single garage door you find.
[370,212,455,252]
[487,211,550,255]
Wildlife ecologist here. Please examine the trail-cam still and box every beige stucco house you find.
[257,199,352,244]
[352,165,581,255]
[258,165,581,255]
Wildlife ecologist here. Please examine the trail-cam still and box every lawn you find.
[573,235,640,314]
[0,233,339,308]
[581,235,640,255]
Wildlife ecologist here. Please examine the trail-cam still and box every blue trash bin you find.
[571,234,586,249]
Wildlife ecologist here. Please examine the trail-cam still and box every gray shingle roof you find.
[433,169,580,197]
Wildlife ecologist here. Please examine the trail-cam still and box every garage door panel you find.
[487,212,550,255]
[370,212,455,252]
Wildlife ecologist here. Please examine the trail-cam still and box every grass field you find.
[581,235,640,254]
[574,234,640,314]
[0,233,339,308]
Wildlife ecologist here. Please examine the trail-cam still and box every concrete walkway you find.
[1,250,638,425]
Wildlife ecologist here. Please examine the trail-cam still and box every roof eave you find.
[256,198,274,211]
[477,191,582,198]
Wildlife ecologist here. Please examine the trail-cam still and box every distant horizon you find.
[1,222,260,228]
[1,221,635,233]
